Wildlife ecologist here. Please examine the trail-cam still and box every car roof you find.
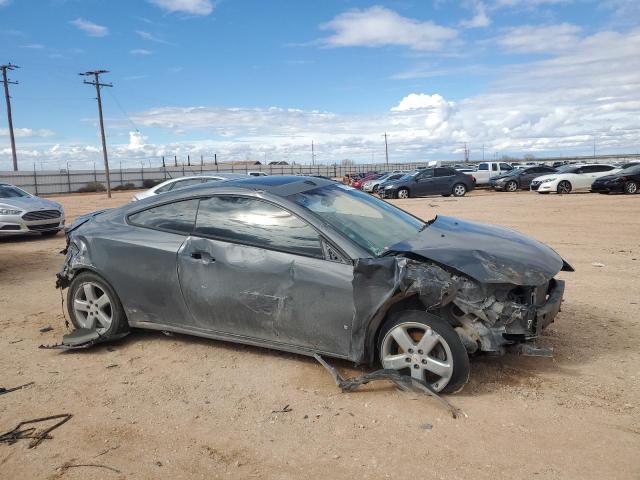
[160,175,337,198]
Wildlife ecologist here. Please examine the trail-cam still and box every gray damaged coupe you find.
[57,176,572,393]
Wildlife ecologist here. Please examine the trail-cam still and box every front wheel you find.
[373,185,379,194]
[505,180,518,192]
[452,183,467,197]
[624,181,638,194]
[397,188,410,199]
[557,180,572,194]
[67,271,129,336]
[378,311,470,393]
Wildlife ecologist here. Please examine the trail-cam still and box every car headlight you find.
[0,208,22,215]
[540,178,556,183]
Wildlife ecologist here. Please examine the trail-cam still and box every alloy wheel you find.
[397,189,409,199]
[625,181,638,194]
[506,181,518,192]
[453,184,466,197]
[73,281,113,334]
[557,180,572,194]
[380,322,454,392]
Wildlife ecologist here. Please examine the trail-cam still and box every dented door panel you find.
[177,236,354,355]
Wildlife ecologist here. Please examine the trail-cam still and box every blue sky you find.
[1,0,639,169]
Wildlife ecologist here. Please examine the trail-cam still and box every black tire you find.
[557,180,572,194]
[505,180,518,192]
[373,185,379,194]
[624,181,638,194]
[397,187,410,199]
[377,310,470,394]
[452,183,467,197]
[67,271,129,336]
[41,229,61,237]
[538,191,550,194]
[442,194,451,197]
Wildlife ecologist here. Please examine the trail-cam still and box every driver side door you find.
[177,195,355,357]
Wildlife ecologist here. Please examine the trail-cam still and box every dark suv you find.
[379,167,475,199]
[490,165,557,191]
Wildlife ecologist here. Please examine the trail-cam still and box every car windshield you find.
[399,170,420,181]
[288,183,425,256]
[0,185,31,198]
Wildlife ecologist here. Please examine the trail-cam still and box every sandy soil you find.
[1,189,639,479]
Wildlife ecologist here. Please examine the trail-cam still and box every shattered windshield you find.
[288,183,425,256]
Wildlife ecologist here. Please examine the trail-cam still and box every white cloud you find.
[3,28,640,168]
[492,0,569,8]
[136,30,171,44]
[130,48,153,55]
[147,0,213,16]
[461,1,490,28]
[0,0,11,6]
[0,128,55,138]
[70,18,109,37]
[318,6,458,51]
[496,23,582,53]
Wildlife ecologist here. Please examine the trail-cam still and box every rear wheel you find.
[505,180,518,192]
[397,188,410,199]
[452,183,467,197]
[378,311,470,393]
[557,180,572,194]
[624,181,638,194]
[67,271,128,336]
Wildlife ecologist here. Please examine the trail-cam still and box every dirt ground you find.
[1,189,639,479]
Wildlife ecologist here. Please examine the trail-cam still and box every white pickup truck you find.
[473,162,515,185]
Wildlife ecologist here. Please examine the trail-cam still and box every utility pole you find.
[311,140,316,165]
[482,144,485,162]
[464,143,469,162]
[593,135,596,157]
[80,70,112,197]
[383,132,389,166]
[1,63,19,171]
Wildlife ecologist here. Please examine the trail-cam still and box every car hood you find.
[531,173,559,181]
[0,196,62,211]
[386,215,570,286]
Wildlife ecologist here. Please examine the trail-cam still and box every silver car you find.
[0,182,65,236]
[57,176,571,393]
[131,174,246,201]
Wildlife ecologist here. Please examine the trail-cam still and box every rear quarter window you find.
[128,199,199,234]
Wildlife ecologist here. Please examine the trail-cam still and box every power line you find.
[80,69,113,198]
[1,63,20,171]
[105,88,140,133]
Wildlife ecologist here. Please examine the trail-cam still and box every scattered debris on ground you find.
[39,326,53,333]
[0,382,34,396]
[0,414,72,448]
[57,462,121,475]
[271,404,293,414]
[313,354,463,418]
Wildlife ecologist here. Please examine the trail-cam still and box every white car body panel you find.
[131,174,245,201]
[532,164,620,193]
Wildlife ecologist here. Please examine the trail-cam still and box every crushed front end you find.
[441,275,565,356]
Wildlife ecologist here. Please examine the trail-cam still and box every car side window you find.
[128,199,199,234]
[499,163,513,171]
[478,163,488,171]
[417,169,434,179]
[492,164,499,171]
[172,178,204,190]
[591,165,614,172]
[435,168,454,177]
[195,196,324,258]
[155,183,174,193]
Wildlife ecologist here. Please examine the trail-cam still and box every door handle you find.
[190,251,214,262]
